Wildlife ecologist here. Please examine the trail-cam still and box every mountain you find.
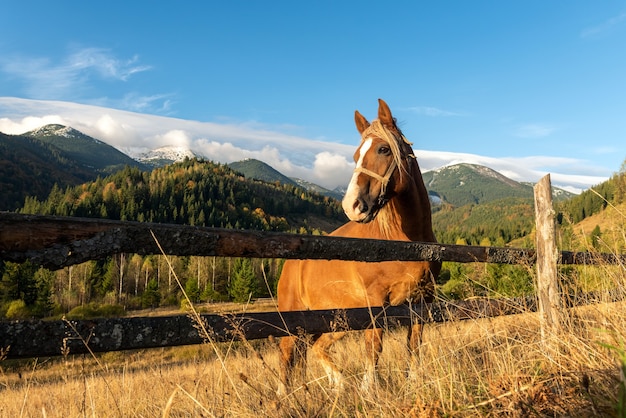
[137,146,197,169]
[228,158,343,199]
[19,159,347,234]
[0,124,151,210]
[229,158,298,187]
[423,163,574,207]
[292,178,344,200]
[25,124,147,174]
[0,132,98,210]
[432,197,536,246]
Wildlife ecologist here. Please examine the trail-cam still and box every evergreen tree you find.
[229,258,258,303]
[141,279,161,309]
[184,278,201,303]
[590,225,602,249]
[33,267,55,317]
[0,261,38,306]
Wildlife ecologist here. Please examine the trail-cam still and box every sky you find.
[1,1,626,193]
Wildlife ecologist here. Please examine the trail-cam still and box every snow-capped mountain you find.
[27,124,105,144]
[137,146,198,168]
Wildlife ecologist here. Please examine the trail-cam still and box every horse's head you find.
[342,99,416,223]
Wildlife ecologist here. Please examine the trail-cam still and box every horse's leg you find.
[278,335,298,396]
[407,321,424,352]
[362,327,383,391]
[311,332,346,389]
[278,333,316,396]
[278,336,296,396]
[407,318,426,383]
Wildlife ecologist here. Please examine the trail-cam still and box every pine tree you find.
[0,261,38,306]
[141,279,161,309]
[185,278,201,303]
[229,258,258,303]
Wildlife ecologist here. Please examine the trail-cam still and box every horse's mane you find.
[360,118,423,239]
[360,119,415,179]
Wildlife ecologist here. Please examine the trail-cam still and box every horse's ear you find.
[377,98,395,128]
[354,110,370,134]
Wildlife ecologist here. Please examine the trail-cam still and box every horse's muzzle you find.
[343,196,381,223]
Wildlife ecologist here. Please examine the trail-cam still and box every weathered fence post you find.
[533,174,562,341]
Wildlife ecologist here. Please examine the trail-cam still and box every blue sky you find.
[1,1,626,192]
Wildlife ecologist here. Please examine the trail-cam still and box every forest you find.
[1,158,344,319]
[1,157,625,320]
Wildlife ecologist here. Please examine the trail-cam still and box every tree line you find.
[18,158,345,231]
[1,158,344,319]
[2,157,625,320]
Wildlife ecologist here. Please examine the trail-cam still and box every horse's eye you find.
[378,146,391,155]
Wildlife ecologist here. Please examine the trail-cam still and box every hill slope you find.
[25,124,147,174]
[228,158,343,199]
[432,197,536,246]
[423,163,574,207]
[0,132,99,210]
[19,159,347,234]
[228,158,298,187]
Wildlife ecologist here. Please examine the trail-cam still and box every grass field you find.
[1,292,625,417]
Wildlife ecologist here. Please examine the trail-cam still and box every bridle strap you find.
[351,120,417,207]
[353,159,397,197]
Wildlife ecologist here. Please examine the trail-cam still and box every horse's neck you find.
[375,164,435,242]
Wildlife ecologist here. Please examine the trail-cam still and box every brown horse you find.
[277,99,440,393]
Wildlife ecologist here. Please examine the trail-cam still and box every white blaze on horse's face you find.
[342,138,378,222]
[342,138,372,221]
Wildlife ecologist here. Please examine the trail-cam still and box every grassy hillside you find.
[432,197,536,246]
[2,297,624,416]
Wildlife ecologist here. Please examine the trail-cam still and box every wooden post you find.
[533,174,562,340]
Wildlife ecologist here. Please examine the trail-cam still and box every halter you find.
[353,120,414,205]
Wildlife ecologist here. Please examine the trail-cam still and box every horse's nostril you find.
[352,199,368,214]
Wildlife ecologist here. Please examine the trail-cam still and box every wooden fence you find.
[1,175,624,359]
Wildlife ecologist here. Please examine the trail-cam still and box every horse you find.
[276,99,441,394]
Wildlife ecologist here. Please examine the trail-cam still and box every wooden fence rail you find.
[2,297,538,359]
[1,212,624,270]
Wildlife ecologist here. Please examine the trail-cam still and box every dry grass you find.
[2,226,625,417]
[1,297,625,417]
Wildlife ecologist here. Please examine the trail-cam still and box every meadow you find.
[1,282,624,417]
[2,202,626,417]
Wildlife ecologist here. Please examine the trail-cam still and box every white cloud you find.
[156,130,191,149]
[119,92,175,114]
[65,48,151,81]
[0,114,68,133]
[312,152,353,186]
[0,48,159,111]
[94,114,143,147]
[581,12,626,38]
[0,97,610,193]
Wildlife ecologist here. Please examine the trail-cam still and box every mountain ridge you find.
[423,163,574,207]
[24,124,147,174]
[1,123,574,214]
[228,158,344,200]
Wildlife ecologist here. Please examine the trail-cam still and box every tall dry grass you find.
[1,295,624,417]
[1,231,625,416]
